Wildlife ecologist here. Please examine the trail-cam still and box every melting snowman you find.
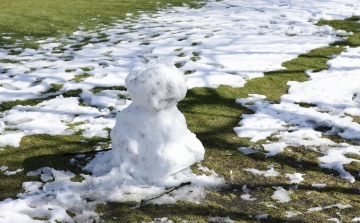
[110,58,204,184]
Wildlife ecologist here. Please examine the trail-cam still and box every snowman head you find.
[125,58,187,111]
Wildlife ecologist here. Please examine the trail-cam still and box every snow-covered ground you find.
[1,0,360,222]
[235,45,360,183]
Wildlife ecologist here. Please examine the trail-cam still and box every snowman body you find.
[110,58,204,183]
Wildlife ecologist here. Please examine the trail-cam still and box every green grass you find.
[0,0,203,48]
[1,3,360,222]
[90,86,127,94]
[0,133,107,200]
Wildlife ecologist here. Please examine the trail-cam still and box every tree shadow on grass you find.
[98,200,315,223]
[0,133,108,200]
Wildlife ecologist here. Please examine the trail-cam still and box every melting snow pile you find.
[0,59,223,223]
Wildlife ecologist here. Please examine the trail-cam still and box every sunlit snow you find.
[0,0,360,222]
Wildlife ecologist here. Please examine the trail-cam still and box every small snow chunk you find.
[285,173,305,184]
[352,217,360,222]
[263,202,277,208]
[285,211,301,218]
[52,169,75,181]
[242,185,252,193]
[238,146,261,155]
[0,166,8,171]
[328,218,341,223]
[312,183,326,189]
[241,194,256,201]
[197,164,214,174]
[307,204,352,212]
[255,214,268,220]
[262,142,287,156]
[271,187,291,203]
[243,166,280,177]
[248,94,266,100]
[4,168,23,176]
[207,216,234,223]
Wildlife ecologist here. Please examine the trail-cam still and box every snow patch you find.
[243,166,280,177]
[285,173,306,184]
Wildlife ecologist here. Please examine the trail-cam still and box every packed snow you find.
[109,58,205,184]
[0,0,360,222]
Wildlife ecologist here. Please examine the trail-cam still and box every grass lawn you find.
[0,0,202,48]
[1,1,360,222]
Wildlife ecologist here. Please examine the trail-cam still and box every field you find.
[1,0,360,222]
